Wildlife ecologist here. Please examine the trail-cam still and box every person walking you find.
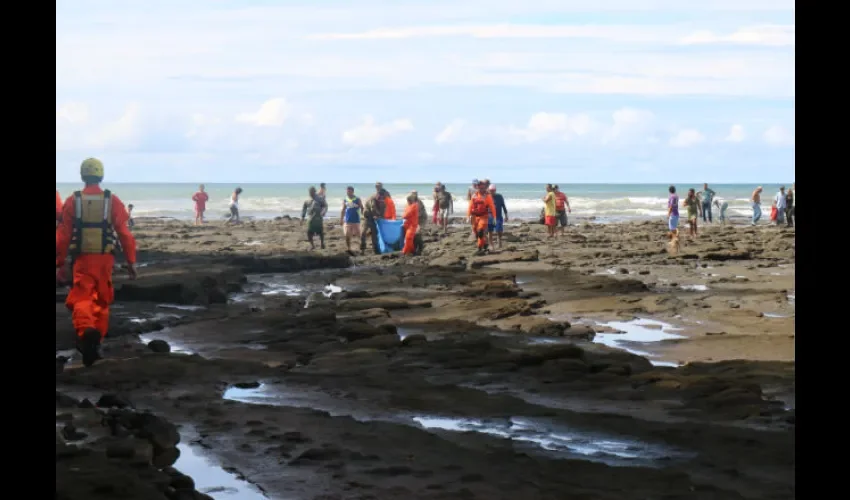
[542,184,557,238]
[785,184,794,227]
[192,184,209,226]
[553,185,571,236]
[340,186,363,255]
[751,186,763,225]
[226,187,243,224]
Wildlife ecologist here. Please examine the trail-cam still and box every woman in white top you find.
[227,187,243,224]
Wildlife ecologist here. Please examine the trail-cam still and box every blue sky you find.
[56,0,795,183]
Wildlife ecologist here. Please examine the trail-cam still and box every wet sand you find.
[56,217,795,500]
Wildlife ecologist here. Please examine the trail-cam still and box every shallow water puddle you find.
[412,416,681,464]
[680,284,709,292]
[594,319,684,367]
[762,312,790,319]
[223,385,684,466]
[128,312,183,324]
[157,304,206,312]
[175,442,268,499]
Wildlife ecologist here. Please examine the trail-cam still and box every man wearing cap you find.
[361,185,386,254]
[487,185,508,248]
[56,158,138,367]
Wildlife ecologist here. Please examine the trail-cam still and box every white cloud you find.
[509,112,596,143]
[606,107,656,143]
[669,128,705,148]
[56,102,90,124]
[725,124,746,142]
[679,25,794,47]
[763,125,794,146]
[236,98,290,127]
[309,24,678,43]
[435,119,466,144]
[342,116,414,147]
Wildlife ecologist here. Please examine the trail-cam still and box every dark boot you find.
[77,328,102,367]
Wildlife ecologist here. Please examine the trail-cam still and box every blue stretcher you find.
[375,219,404,254]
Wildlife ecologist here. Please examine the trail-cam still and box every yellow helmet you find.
[80,157,104,178]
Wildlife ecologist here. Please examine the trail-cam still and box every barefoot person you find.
[56,158,138,367]
[542,184,557,238]
[360,190,385,255]
[192,184,209,226]
[432,183,442,225]
[467,178,480,240]
[774,186,787,226]
[751,186,763,225]
[127,204,135,231]
[700,183,716,223]
[714,197,729,224]
[683,188,702,238]
[667,185,680,239]
[553,185,571,237]
[487,185,508,248]
[785,185,794,227]
[226,187,242,224]
[339,186,363,255]
[301,186,327,250]
[436,184,453,234]
[467,181,497,254]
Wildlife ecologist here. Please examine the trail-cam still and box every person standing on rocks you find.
[553,185,571,237]
[785,184,794,227]
[774,186,787,226]
[468,181,497,254]
[301,186,327,250]
[432,182,442,224]
[436,184,453,234]
[318,183,328,217]
[542,184,557,238]
[683,188,702,238]
[700,183,716,223]
[360,189,386,254]
[467,178,480,240]
[56,158,138,367]
[56,190,63,226]
[192,184,209,226]
[667,185,680,239]
[339,186,363,255]
[751,186,763,225]
[226,187,242,225]
[402,194,420,255]
[410,190,428,254]
[488,185,508,249]
[377,183,397,220]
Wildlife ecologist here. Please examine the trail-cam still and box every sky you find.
[56,0,795,183]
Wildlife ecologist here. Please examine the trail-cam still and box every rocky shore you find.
[56,217,795,499]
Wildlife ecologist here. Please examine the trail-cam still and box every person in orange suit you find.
[381,187,396,220]
[56,158,138,367]
[467,181,497,254]
[401,194,419,255]
[56,190,63,224]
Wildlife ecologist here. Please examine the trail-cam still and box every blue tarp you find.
[375,219,404,254]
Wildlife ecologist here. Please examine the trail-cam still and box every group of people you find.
[666,183,795,242]
[751,184,795,227]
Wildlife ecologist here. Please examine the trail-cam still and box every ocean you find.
[54,183,789,223]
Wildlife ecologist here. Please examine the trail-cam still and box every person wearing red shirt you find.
[553,185,571,237]
[192,184,210,225]
[56,158,138,367]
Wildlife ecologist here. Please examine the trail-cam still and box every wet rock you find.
[701,250,752,261]
[337,322,387,341]
[402,333,428,346]
[62,424,87,441]
[340,308,391,320]
[152,446,181,468]
[468,250,539,269]
[169,472,195,490]
[234,381,261,389]
[337,297,432,311]
[528,321,571,336]
[349,334,400,349]
[460,280,520,298]
[97,393,134,409]
[116,269,242,305]
[562,325,596,341]
[147,339,171,353]
[227,253,351,274]
[56,391,79,408]
[378,324,399,336]
[290,445,343,464]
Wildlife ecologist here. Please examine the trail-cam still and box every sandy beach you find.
[56,217,795,500]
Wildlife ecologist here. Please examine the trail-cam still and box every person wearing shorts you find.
[340,186,362,255]
[542,184,557,238]
[487,185,508,248]
[192,184,209,226]
[667,185,680,236]
[301,186,327,250]
[553,185,571,236]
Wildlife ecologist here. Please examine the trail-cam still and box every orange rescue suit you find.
[384,195,397,220]
[402,202,419,255]
[467,192,497,249]
[56,186,137,339]
[56,190,63,223]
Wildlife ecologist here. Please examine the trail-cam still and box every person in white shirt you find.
[774,186,787,225]
[713,197,729,224]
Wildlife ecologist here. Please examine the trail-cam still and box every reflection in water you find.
[174,443,267,499]
[594,318,684,367]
